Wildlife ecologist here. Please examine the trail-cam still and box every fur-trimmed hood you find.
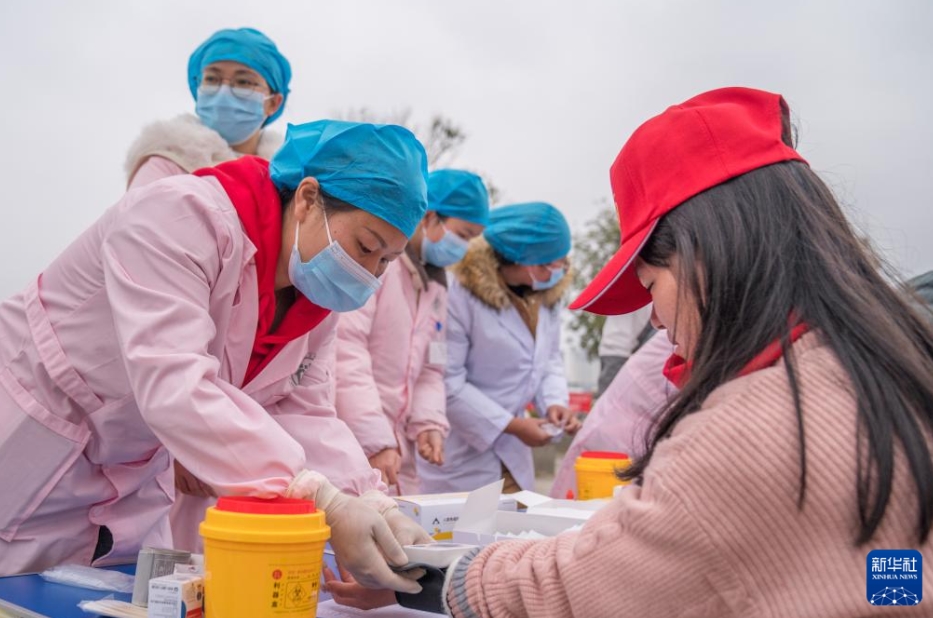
[451,236,571,310]
[124,114,283,184]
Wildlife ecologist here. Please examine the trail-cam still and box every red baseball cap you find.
[570,87,806,315]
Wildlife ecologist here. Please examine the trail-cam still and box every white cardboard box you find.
[395,491,517,539]
[511,491,609,520]
[452,510,586,545]
[451,481,609,546]
[147,572,203,618]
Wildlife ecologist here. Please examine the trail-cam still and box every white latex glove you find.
[287,471,422,593]
[385,508,434,546]
[361,490,434,547]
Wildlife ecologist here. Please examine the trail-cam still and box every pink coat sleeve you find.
[404,358,449,442]
[335,296,398,457]
[447,429,740,617]
[102,180,304,497]
[448,481,731,618]
[127,156,187,190]
[271,315,386,496]
[404,285,450,442]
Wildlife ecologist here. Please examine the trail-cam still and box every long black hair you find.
[623,158,933,545]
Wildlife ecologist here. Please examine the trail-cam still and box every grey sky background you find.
[1,0,931,301]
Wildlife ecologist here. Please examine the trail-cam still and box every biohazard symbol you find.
[285,581,312,609]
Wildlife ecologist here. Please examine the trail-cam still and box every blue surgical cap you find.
[188,28,291,126]
[270,120,429,238]
[484,202,572,265]
[428,169,490,226]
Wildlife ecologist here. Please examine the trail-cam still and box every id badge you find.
[428,341,447,366]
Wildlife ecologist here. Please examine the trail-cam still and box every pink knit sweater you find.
[445,333,933,617]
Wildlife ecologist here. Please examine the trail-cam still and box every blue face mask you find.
[288,210,382,312]
[195,85,267,145]
[422,226,469,267]
[530,266,565,291]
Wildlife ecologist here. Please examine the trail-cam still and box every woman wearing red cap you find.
[372,87,933,616]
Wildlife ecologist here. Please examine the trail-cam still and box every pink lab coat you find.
[550,331,676,498]
[0,174,381,575]
[128,156,187,190]
[335,255,449,496]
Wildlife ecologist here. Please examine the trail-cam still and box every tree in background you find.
[336,107,500,203]
[421,115,466,168]
[568,201,620,361]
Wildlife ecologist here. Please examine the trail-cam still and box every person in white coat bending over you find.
[124,27,289,189]
[419,202,581,494]
[0,119,432,595]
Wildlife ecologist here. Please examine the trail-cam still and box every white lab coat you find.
[417,239,570,492]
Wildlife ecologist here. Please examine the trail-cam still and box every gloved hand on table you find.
[286,470,422,593]
[361,489,434,547]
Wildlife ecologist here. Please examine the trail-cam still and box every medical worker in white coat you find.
[0,120,430,593]
[418,202,581,493]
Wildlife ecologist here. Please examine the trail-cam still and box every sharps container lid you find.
[580,451,629,460]
[216,496,315,515]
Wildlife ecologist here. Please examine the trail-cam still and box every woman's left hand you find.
[546,405,582,435]
[323,564,396,610]
[416,430,445,465]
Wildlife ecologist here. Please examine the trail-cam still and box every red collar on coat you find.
[193,156,331,385]
[662,322,810,388]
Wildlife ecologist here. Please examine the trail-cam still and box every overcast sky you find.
[1,0,931,299]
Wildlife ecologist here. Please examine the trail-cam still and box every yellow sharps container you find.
[200,496,330,618]
[574,451,631,499]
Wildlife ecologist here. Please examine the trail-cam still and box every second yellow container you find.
[200,496,330,618]
[574,451,631,499]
